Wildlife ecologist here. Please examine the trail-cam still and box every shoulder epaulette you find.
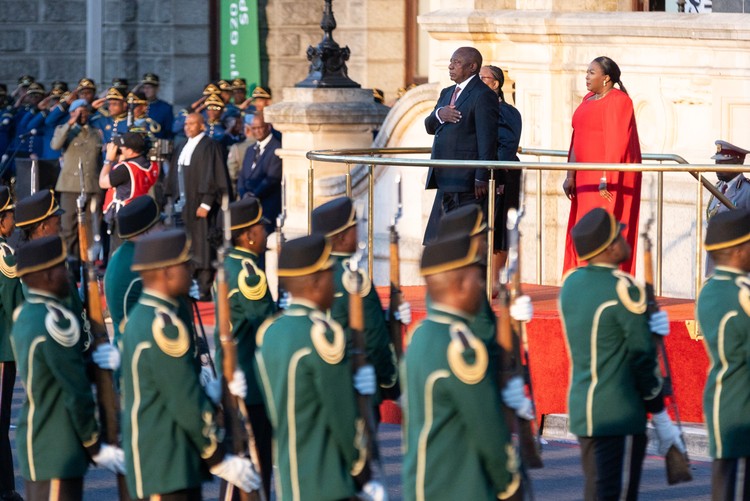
[45,302,81,347]
[238,257,268,300]
[151,306,190,358]
[0,241,16,278]
[613,270,647,314]
[446,321,488,385]
[340,261,372,298]
[309,310,345,365]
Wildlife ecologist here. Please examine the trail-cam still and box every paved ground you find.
[8,370,713,500]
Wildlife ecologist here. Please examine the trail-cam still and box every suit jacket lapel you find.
[454,77,476,108]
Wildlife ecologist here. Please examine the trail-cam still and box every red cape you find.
[563,89,642,275]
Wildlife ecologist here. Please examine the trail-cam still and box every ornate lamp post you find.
[296,0,361,88]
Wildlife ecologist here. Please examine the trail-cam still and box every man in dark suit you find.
[423,46,499,244]
[237,112,282,233]
[166,112,232,300]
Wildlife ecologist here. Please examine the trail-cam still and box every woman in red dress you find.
[562,56,642,275]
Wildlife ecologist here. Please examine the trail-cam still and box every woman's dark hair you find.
[485,65,506,101]
[593,56,628,95]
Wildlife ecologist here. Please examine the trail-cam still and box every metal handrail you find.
[305,147,745,298]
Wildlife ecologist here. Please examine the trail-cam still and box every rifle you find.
[216,194,266,501]
[77,180,129,499]
[343,243,379,489]
[641,218,692,485]
[388,175,404,360]
[497,207,543,472]
[275,176,286,301]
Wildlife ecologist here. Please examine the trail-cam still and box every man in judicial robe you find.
[166,112,232,301]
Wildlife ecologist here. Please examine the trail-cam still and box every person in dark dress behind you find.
[479,65,522,283]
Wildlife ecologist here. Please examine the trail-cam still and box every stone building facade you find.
[0,0,409,107]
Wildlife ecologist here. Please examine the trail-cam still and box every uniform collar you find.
[229,245,259,259]
[713,265,748,277]
[141,287,179,308]
[588,263,618,270]
[288,298,322,313]
[26,287,63,302]
[428,302,474,323]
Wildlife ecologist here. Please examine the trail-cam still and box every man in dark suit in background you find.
[423,46,499,244]
[166,112,232,300]
[237,112,282,233]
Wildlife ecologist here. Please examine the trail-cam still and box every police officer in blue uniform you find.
[90,87,129,146]
[141,73,174,140]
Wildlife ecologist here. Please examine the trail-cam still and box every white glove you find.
[649,310,670,336]
[353,364,376,396]
[205,377,222,405]
[92,343,121,371]
[394,301,412,326]
[228,369,247,400]
[651,410,685,455]
[278,291,291,310]
[188,279,201,301]
[93,443,126,475]
[199,366,215,388]
[210,454,261,493]
[501,375,534,420]
[359,480,388,501]
[510,295,533,322]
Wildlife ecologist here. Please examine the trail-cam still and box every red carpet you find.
[375,284,707,426]
[190,284,707,426]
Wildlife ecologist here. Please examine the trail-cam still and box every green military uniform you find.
[330,252,397,401]
[0,234,24,498]
[426,293,501,388]
[699,209,750,500]
[11,289,100,481]
[0,237,22,362]
[255,300,363,500]
[121,289,223,499]
[105,240,199,353]
[214,246,276,406]
[402,304,519,500]
[103,240,139,346]
[699,266,750,459]
[560,264,662,437]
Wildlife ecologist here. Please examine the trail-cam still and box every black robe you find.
[166,135,232,270]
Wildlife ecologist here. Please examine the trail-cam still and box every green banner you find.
[220,0,262,87]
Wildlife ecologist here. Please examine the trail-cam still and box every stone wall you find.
[0,0,210,106]
[264,0,406,104]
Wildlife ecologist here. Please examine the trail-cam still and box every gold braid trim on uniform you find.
[498,443,522,499]
[45,304,80,347]
[341,263,372,297]
[12,304,22,323]
[613,270,647,314]
[151,307,190,358]
[446,323,488,385]
[309,311,345,365]
[380,344,399,389]
[238,258,268,300]
[0,242,16,278]
[737,277,750,317]
[82,432,99,448]
[255,317,276,348]
[405,321,422,348]
[350,417,367,477]
[199,411,219,460]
